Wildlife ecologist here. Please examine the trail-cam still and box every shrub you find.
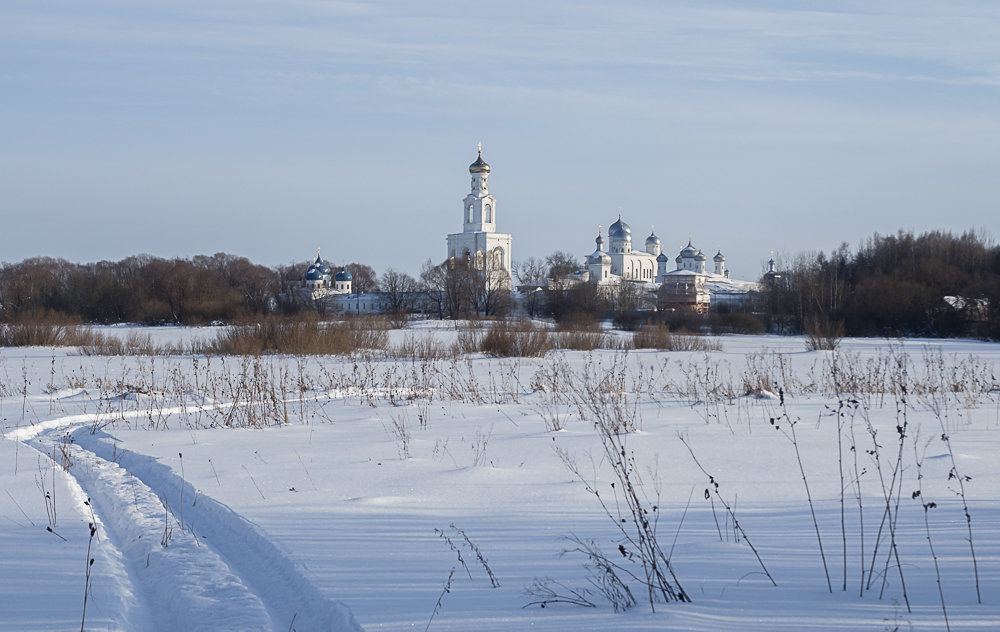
[0,323,101,348]
[202,316,388,355]
[710,312,765,335]
[553,330,609,351]
[631,324,720,351]
[479,320,553,357]
[804,315,844,351]
[390,332,453,360]
[78,331,184,356]
[555,311,602,333]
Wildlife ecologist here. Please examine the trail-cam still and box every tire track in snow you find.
[29,430,274,631]
[29,425,361,632]
[13,439,148,631]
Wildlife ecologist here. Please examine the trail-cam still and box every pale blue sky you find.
[2,1,999,279]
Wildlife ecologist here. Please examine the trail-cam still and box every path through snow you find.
[19,419,360,632]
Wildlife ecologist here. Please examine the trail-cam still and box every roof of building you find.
[664,268,702,276]
[608,216,631,240]
[469,148,490,174]
[305,253,332,281]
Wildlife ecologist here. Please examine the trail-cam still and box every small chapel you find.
[303,250,352,297]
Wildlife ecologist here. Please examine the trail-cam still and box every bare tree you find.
[345,263,378,294]
[380,268,421,323]
[478,262,513,317]
[420,259,449,319]
[546,251,580,284]
[514,257,548,286]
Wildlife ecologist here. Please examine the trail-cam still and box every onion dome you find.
[588,229,610,265]
[645,230,661,248]
[675,253,683,264]
[714,249,725,262]
[695,250,707,262]
[657,252,669,263]
[469,147,490,174]
[335,267,353,282]
[608,216,631,240]
[305,253,332,280]
[679,240,697,257]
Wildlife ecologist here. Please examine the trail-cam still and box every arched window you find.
[485,203,492,222]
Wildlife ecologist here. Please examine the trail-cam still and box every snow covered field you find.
[1,324,998,631]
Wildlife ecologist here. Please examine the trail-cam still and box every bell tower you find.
[463,142,497,233]
[446,144,512,289]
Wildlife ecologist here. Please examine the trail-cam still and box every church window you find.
[485,203,492,222]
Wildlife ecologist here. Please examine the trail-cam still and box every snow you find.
[1,325,999,630]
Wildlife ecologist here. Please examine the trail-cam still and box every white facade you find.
[584,214,756,310]
[446,147,513,289]
[303,251,352,300]
[585,217,660,286]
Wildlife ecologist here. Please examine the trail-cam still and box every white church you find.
[299,146,755,315]
[303,250,353,296]
[581,215,755,312]
[301,146,514,315]
[445,145,513,289]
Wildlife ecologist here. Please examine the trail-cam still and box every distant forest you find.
[0,253,376,325]
[760,229,1000,339]
[1,230,998,339]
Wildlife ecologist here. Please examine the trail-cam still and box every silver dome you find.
[469,149,490,174]
[608,216,631,239]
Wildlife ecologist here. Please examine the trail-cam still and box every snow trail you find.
[27,424,361,632]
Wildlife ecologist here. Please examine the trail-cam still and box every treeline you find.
[763,230,1000,338]
[523,230,1000,340]
[3,229,998,339]
[0,253,382,325]
[0,254,290,324]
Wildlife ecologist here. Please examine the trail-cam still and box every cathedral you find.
[585,216,727,285]
[583,215,753,312]
[446,145,513,289]
[303,250,352,298]
[296,147,755,316]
